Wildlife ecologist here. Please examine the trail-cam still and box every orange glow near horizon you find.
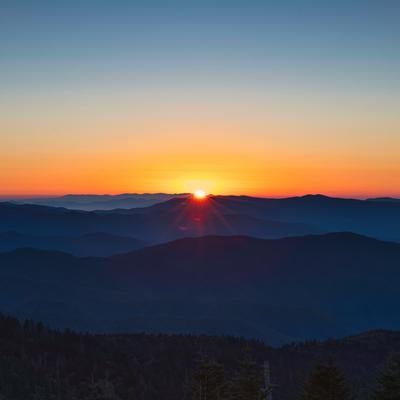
[0,150,400,199]
[1,116,400,199]
[1,2,400,201]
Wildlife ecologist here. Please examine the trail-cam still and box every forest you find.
[0,313,399,400]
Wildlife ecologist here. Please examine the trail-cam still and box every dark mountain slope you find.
[205,194,400,241]
[97,194,400,241]
[1,233,400,343]
[0,231,147,256]
[3,194,400,242]
[0,199,319,242]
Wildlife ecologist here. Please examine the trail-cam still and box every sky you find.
[1,0,399,198]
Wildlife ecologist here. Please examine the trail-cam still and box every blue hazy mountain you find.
[95,194,400,241]
[0,231,147,256]
[367,197,400,203]
[0,199,320,242]
[10,193,189,210]
[3,194,400,242]
[1,233,399,344]
[213,194,400,241]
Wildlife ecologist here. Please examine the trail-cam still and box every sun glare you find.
[193,189,207,200]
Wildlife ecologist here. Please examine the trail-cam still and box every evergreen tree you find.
[190,355,227,400]
[374,354,400,400]
[83,378,120,400]
[229,348,264,400]
[302,361,352,400]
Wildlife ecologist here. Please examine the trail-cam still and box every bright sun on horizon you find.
[193,189,207,200]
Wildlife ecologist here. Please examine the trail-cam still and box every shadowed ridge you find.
[3,195,400,242]
[0,231,392,260]
[138,195,190,212]
[0,231,148,257]
[111,231,398,259]
[0,246,78,258]
[11,193,192,211]
[0,201,90,214]
[1,232,400,344]
[340,329,400,344]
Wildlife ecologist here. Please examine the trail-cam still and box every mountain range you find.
[1,232,399,344]
[1,194,400,344]
[2,194,400,244]
[0,231,146,256]
[9,193,189,210]
[0,197,320,243]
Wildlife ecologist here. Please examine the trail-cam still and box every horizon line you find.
[1,192,399,201]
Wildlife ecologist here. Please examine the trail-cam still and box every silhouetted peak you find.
[299,194,332,200]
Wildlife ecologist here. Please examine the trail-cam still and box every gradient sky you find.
[1,0,399,197]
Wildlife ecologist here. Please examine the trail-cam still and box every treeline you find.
[0,313,266,400]
[0,313,399,399]
[188,350,270,400]
[189,352,400,400]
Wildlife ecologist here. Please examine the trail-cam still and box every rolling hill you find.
[0,198,320,242]
[1,233,400,344]
[195,194,400,241]
[119,193,400,241]
[5,194,398,242]
[0,231,147,256]
[9,193,190,210]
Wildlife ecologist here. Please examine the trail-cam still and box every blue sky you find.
[2,0,399,87]
[0,0,399,196]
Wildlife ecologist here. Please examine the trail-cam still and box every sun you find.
[193,189,207,200]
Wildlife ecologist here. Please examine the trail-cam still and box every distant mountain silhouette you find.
[10,193,189,210]
[1,233,400,344]
[0,198,320,242]
[169,194,400,241]
[0,231,147,256]
[367,197,400,203]
[93,194,400,241]
[3,193,400,241]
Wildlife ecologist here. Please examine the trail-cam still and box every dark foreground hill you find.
[0,312,399,400]
[1,233,400,344]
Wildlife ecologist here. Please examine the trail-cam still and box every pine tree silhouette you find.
[302,361,352,400]
[190,354,227,400]
[229,348,264,400]
[373,354,400,400]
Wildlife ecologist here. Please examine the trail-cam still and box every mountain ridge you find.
[0,231,147,256]
[1,232,400,344]
[0,197,321,241]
